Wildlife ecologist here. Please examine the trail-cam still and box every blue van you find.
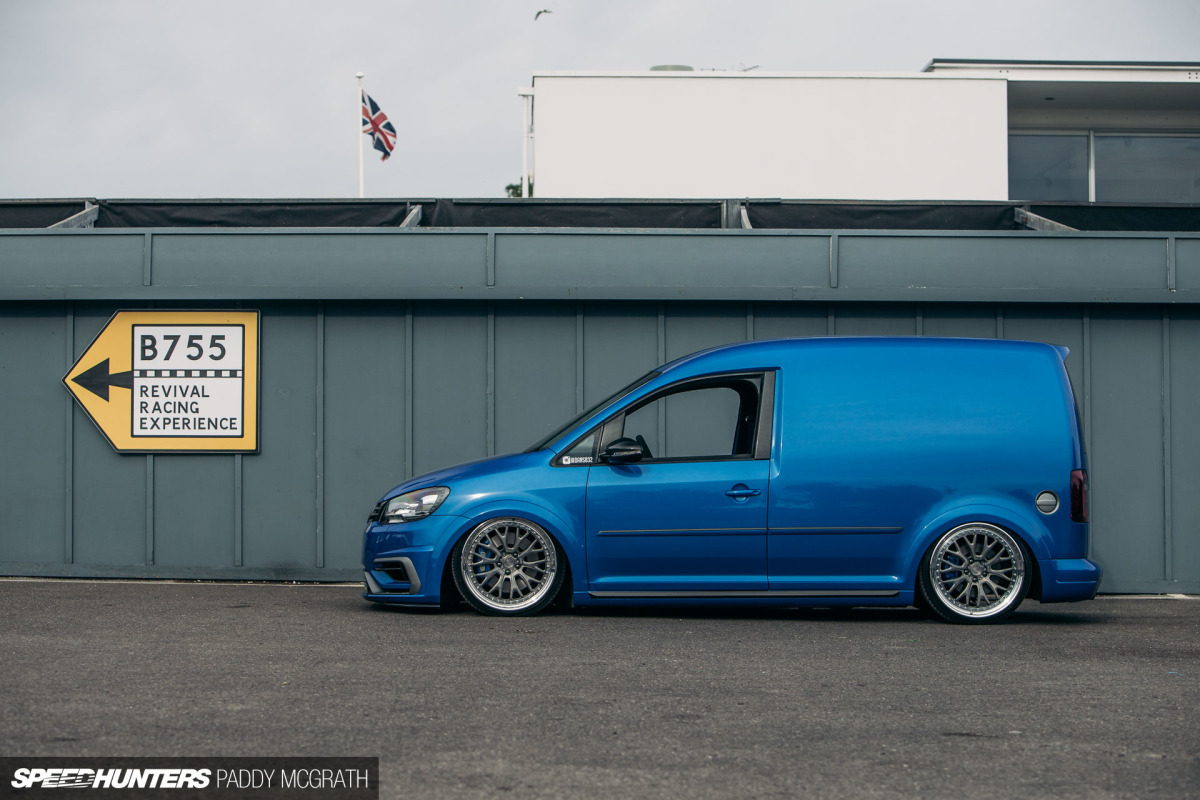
[361,337,1101,624]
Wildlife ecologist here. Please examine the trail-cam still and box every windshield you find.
[524,371,659,453]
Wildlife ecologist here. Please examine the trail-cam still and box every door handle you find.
[725,487,761,499]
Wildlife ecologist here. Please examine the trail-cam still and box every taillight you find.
[1070,469,1089,523]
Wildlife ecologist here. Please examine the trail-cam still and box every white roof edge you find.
[924,60,1200,83]
[925,59,1200,72]
[530,70,1005,81]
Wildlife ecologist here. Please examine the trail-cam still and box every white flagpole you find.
[518,89,533,198]
[356,72,365,198]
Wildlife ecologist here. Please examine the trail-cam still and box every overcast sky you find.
[0,0,1197,200]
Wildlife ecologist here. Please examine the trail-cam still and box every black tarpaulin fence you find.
[1,198,1198,231]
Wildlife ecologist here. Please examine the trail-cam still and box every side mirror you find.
[601,437,643,464]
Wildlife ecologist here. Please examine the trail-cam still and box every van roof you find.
[658,336,1068,375]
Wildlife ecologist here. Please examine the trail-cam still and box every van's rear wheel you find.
[452,518,563,616]
[918,522,1030,624]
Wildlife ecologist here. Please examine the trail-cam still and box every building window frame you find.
[1010,129,1200,203]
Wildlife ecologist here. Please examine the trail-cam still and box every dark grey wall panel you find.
[71,406,148,566]
[495,233,829,290]
[0,234,143,289]
[241,305,317,569]
[150,233,487,288]
[664,303,748,360]
[1176,237,1200,291]
[839,235,1167,291]
[1088,309,1166,592]
[582,303,660,407]
[1169,309,1200,589]
[412,304,487,475]
[323,304,407,569]
[0,304,67,562]
[832,304,918,336]
[494,303,577,455]
[751,303,829,340]
[153,456,235,567]
[921,304,999,339]
[69,304,148,566]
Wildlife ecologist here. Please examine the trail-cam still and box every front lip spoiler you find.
[364,556,422,595]
[363,571,385,594]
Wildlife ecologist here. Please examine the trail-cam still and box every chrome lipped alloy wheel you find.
[928,523,1027,620]
[457,518,559,614]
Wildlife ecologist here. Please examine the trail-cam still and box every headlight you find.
[380,487,450,524]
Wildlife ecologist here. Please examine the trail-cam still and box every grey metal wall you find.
[1,227,1198,592]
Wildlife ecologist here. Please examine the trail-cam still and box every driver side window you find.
[614,375,765,462]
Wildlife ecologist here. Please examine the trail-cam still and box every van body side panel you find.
[767,339,1076,591]
[585,459,770,591]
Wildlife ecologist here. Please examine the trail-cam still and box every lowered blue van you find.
[362,337,1101,624]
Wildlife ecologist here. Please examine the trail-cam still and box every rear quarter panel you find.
[769,338,1078,587]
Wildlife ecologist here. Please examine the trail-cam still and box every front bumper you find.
[361,514,463,605]
[1038,557,1104,603]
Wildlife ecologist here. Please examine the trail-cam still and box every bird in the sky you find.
[534,9,552,20]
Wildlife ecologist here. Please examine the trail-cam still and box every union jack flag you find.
[362,90,397,161]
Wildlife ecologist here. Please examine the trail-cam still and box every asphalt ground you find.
[1,580,1197,800]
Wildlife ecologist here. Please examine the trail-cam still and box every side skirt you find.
[589,590,900,599]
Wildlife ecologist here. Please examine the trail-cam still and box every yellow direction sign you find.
[64,310,260,453]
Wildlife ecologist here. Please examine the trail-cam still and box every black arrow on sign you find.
[71,358,134,401]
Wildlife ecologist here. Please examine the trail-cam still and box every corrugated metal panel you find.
[1089,309,1166,591]
[1170,309,1200,586]
[1177,238,1200,291]
[411,304,488,474]
[838,235,1167,290]
[494,303,578,456]
[241,304,318,571]
[153,454,236,568]
[494,233,829,289]
[2,229,1195,303]
[322,303,408,569]
[0,304,68,562]
[71,303,149,567]
[0,235,145,288]
[150,233,489,288]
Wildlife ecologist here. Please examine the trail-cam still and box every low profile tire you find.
[452,517,564,616]
[917,522,1031,625]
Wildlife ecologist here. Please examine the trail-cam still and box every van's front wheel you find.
[918,522,1030,624]
[452,518,563,616]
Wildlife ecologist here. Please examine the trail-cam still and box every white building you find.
[523,60,1200,203]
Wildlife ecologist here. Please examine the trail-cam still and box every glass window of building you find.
[1008,135,1089,202]
[1094,136,1200,203]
